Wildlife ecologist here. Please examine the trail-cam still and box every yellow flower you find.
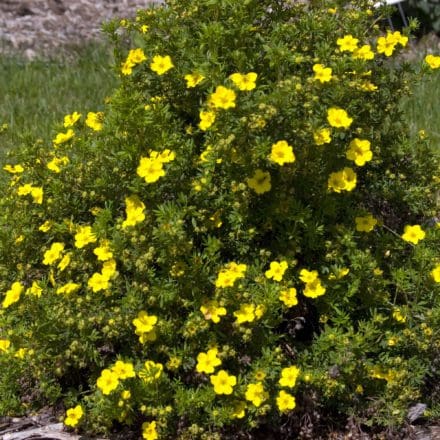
[353,44,374,61]
[74,225,97,248]
[299,269,318,284]
[121,390,131,400]
[327,107,353,129]
[88,272,110,292]
[392,308,406,323]
[112,361,136,379]
[121,60,134,75]
[0,339,11,353]
[389,30,408,47]
[150,55,174,75]
[102,259,117,279]
[328,167,357,193]
[122,195,146,228]
[127,48,147,64]
[39,220,53,232]
[229,72,258,91]
[312,64,332,83]
[279,365,300,387]
[328,267,350,280]
[210,370,237,395]
[137,157,165,183]
[185,72,205,88]
[233,303,256,324]
[85,112,104,131]
[355,214,377,232]
[56,282,80,295]
[137,329,157,345]
[97,369,120,395]
[200,300,227,323]
[377,34,397,57]
[42,242,65,265]
[337,34,359,52]
[63,111,81,127]
[387,336,398,346]
[279,287,298,307]
[231,401,246,419]
[269,140,295,166]
[150,149,175,164]
[246,169,271,194]
[141,24,149,33]
[93,241,113,261]
[431,264,440,283]
[139,360,163,383]
[359,81,378,92]
[346,138,372,166]
[122,49,147,75]
[64,405,83,427]
[31,186,43,204]
[245,382,268,407]
[47,156,69,173]
[57,253,71,272]
[401,224,425,245]
[199,110,216,131]
[133,311,158,334]
[276,390,296,412]
[17,183,32,196]
[265,260,288,282]
[142,421,158,440]
[425,54,440,69]
[53,129,74,145]
[313,128,331,146]
[196,348,222,374]
[373,267,383,276]
[209,86,237,110]
[215,262,247,288]
[3,164,24,173]
[18,184,43,204]
[303,278,326,298]
[26,281,43,297]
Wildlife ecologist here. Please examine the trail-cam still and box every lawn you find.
[402,65,440,148]
[0,44,117,162]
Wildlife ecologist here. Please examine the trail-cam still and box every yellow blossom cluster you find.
[328,167,357,193]
[17,184,43,204]
[299,269,326,298]
[376,31,408,57]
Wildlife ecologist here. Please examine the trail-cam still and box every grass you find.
[401,67,440,151]
[0,44,117,161]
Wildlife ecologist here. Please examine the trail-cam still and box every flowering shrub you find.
[0,0,440,438]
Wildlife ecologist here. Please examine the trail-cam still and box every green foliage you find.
[407,0,440,34]
[0,0,439,438]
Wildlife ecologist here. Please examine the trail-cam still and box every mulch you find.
[0,0,161,58]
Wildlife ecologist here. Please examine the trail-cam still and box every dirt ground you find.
[0,0,162,58]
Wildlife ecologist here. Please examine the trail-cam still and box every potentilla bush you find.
[1,0,440,438]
